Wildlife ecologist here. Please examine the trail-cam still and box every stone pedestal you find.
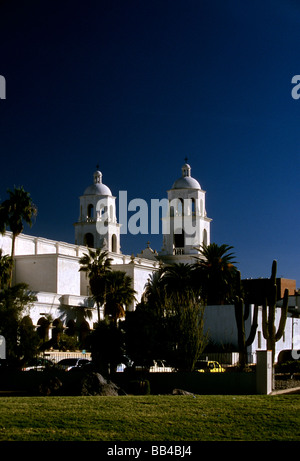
[256,350,273,394]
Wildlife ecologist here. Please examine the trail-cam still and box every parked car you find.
[56,358,90,371]
[195,360,225,373]
[22,357,54,371]
[116,355,133,372]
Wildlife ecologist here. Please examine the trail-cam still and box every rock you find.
[39,375,63,396]
[172,388,194,396]
[80,372,121,396]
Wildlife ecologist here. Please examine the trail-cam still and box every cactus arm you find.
[246,304,259,347]
[275,288,289,342]
[244,303,250,321]
[271,260,277,284]
[262,298,269,340]
[234,298,245,349]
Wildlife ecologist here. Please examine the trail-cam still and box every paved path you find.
[271,386,300,395]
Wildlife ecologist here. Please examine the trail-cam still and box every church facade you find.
[0,162,210,336]
[1,162,298,363]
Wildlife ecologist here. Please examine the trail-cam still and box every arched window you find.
[52,319,63,346]
[37,317,50,342]
[87,204,94,218]
[111,234,117,252]
[174,229,185,248]
[84,233,94,248]
[203,229,207,246]
[66,319,76,337]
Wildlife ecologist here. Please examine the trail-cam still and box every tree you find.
[18,315,40,365]
[194,243,238,305]
[161,264,208,371]
[88,318,125,376]
[104,270,136,324]
[0,283,37,366]
[129,264,208,372]
[0,186,37,285]
[162,262,200,298]
[79,248,112,322]
[125,301,167,366]
[0,249,13,290]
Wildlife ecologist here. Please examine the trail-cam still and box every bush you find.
[275,360,300,375]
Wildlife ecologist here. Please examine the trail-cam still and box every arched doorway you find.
[37,317,50,343]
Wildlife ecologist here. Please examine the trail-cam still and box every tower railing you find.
[173,247,185,255]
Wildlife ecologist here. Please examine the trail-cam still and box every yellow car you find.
[195,360,225,373]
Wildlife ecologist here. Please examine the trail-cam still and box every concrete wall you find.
[14,255,58,293]
[203,304,300,363]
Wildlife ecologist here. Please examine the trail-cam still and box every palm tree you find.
[194,243,238,305]
[79,248,112,322]
[104,270,136,324]
[0,186,37,285]
[0,249,13,290]
[142,269,165,316]
[162,263,200,301]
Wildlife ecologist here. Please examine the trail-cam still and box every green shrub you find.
[276,360,300,375]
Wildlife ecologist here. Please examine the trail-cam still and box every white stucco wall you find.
[14,255,58,293]
[0,231,158,326]
[57,256,81,296]
[203,304,300,363]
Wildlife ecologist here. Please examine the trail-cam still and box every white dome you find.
[171,162,201,190]
[83,170,112,196]
[172,176,201,189]
[84,183,112,195]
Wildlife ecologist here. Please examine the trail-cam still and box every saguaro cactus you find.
[234,271,258,369]
[262,260,289,365]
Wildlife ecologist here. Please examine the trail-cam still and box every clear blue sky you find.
[0,0,299,286]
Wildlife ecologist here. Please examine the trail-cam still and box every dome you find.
[171,162,201,190]
[172,176,201,189]
[84,183,112,195]
[83,170,112,196]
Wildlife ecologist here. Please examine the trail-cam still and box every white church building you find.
[1,162,299,362]
[0,162,211,335]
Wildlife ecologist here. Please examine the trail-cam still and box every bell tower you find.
[159,161,211,264]
[74,168,121,253]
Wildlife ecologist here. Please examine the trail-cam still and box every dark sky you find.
[0,0,299,284]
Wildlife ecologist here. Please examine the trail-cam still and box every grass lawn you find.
[0,394,299,441]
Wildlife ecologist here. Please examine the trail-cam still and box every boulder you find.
[172,388,194,396]
[80,372,121,396]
